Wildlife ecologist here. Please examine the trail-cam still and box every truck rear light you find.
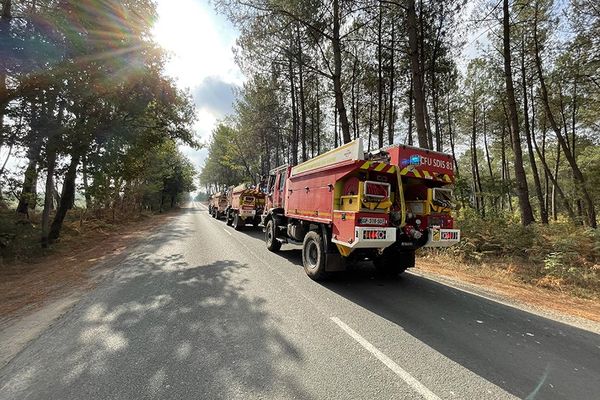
[362,230,387,240]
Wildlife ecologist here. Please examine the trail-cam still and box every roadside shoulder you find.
[410,267,600,334]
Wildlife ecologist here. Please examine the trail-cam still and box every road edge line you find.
[330,316,441,400]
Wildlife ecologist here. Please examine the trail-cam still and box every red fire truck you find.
[263,140,403,279]
[225,184,265,230]
[208,192,228,219]
[262,139,460,280]
[384,144,460,248]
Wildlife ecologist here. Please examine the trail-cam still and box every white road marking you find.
[223,228,232,236]
[330,316,441,400]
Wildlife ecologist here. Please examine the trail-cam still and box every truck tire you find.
[226,210,233,226]
[233,213,243,231]
[302,231,327,280]
[265,220,281,252]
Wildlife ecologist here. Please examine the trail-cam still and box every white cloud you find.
[153,0,242,89]
[153,0,242,176]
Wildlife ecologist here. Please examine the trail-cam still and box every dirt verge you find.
[0,210,181,322]
[416,256,600,325]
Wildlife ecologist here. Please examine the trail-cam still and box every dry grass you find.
[439,212,600,299]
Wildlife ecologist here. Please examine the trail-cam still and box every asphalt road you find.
[1,203,599,400]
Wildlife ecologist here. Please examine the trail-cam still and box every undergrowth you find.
[428,210,600,298]
[0,208,155,265]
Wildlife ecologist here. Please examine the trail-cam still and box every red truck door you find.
[267,167,288,210]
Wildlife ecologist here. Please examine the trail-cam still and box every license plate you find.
[359,217,386,226]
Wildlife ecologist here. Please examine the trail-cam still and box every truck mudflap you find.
[423,227,461,247]
[331,227,397,249]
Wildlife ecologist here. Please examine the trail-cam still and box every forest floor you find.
[417,255,600,324]
[0,208,181,322]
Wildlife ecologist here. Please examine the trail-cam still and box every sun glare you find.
[152,0,236,88]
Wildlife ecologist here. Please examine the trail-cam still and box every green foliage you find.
[199,123,249,190]
[443,212,600,296]
[0,0,198,245]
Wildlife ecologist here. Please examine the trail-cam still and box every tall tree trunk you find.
[296,26,307,162]
[521,38,548,224]
[500,123,507,211]
[332,0,351,144]
[368,91,374,152]
[334,104,338,148]
[502,0,535,225]
[447,96,458,176]
[41,143,57,247]
[316,82,321,154]
[288,56,298,165]
[407,76,413,145]
[351,55,357,139]
[483,110,493,179]
[310,106,315,157]
[406,0,428,148]
[532,5,596,228]
[0,0,11,134]
[355,63,360,139]
[471,102,484,217]
[377,0,384,149]
[0,0,11,200]
[387,23,396,145]
[532,127,577,223]
[49,153,80,242]
[0,71,5,148]
[16,156,38,216]
[553,140,560,221]
[82,155,92,209]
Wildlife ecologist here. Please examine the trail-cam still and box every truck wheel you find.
[212,209,216,218]
[265,220,281,252]
[226,211,233,226]
[233,213,243,231]
[302,231,327,280]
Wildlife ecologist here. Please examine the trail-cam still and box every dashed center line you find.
[330,316,441,400]
[223,228,232,236]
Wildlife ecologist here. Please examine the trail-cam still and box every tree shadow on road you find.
[235,231,600,399]
[0,253,311,400]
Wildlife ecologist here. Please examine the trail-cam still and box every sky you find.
[152,0,243,172]
[151,0,492,177]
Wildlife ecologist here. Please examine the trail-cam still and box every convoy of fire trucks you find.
[206,138,460,280]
